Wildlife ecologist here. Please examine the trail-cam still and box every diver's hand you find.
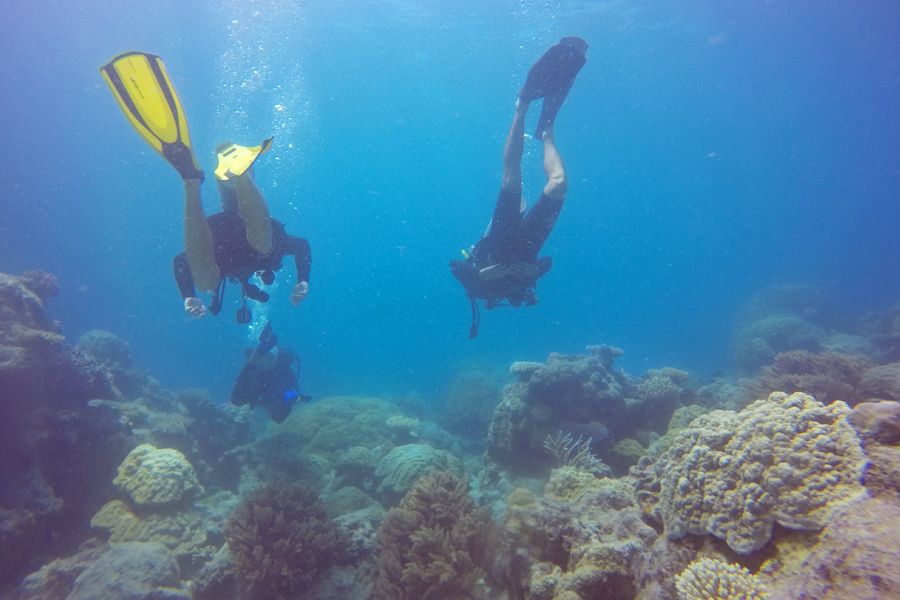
[184,297,208,318]
[291,281,309,306]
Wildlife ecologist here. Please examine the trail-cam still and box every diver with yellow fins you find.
[100,51,310,323]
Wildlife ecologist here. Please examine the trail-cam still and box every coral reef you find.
[374,443,464,503]
[76,329,133,368]
[765,495,900,599]
[224,482,347,599]
[16,539,108,600]
[0,271,132,588]
[90,499,209,560]
[748,350,872,405]
[275,396,403,460]
[858,361,900,401]
[113,444,200,508]
[440,369,503,438]
[486,345,628,474]
[66,541,189,600]
[373,471,491,600]
[496,468,657,599]
[637,392,867,554]
[849,400,900,444]
[487,346,698,477]
[734,315,826,372]
[675,557,768,600]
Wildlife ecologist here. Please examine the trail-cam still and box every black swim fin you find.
[257,321,278,355]
[518,37,588,139]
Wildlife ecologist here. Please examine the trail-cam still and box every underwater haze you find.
[3,0,900,397]
[4,1,900,598]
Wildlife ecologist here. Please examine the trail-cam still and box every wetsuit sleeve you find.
[282,236,311,283]
[173,252,197,299]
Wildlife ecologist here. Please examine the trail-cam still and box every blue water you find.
[2,0,899,401]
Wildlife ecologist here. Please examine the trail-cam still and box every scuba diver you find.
[450,37,588,337]
[231,321,310,423]
[100,52,310,323]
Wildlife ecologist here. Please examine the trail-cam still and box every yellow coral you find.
[113,444,200,508]
[675,557,768,600]
[648,392,867,553]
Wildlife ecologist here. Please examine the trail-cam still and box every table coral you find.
[675,557,768,600]
[113,444,200,508]
[643,391,867,554]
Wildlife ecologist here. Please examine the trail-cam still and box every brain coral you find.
[649,392,867,554]
[113,444,200,508]
[675,557,768,600]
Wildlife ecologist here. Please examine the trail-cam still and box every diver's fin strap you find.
[210,278,226,316]
[468,295,481,339]
[214,137,274,181]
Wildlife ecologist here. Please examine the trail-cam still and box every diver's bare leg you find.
[183,179,221,292]
[235,174,273,255]
[501,99,529,194]
[541,126,567,200]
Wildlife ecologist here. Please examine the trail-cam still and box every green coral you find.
[113,444,200,508]
[373,471,491,600]
[675,557,768,600]
[224,482,347,599]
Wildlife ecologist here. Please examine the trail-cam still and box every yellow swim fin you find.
[100,51,203,181]
[214,138,274,182]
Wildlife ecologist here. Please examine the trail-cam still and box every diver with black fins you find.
[231,321,310,423]
[100,52,311,323]
[450,37,588,337]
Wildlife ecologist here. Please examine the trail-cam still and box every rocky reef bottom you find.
[3,271,899,599]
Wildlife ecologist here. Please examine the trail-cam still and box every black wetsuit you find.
[231,348,300,423]
[451,188,559,307]
[173,210,311,311]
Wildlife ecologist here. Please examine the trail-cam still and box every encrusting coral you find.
[224,482,347,599]
[113,444,200,508]
[675,557,768,600]
[373,471,492,600]
[638,391,867,554]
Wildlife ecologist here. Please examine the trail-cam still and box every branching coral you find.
[225,482,347,599]
[542,431,609,475]
[373,471,492,600]
[675,557,768,600]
